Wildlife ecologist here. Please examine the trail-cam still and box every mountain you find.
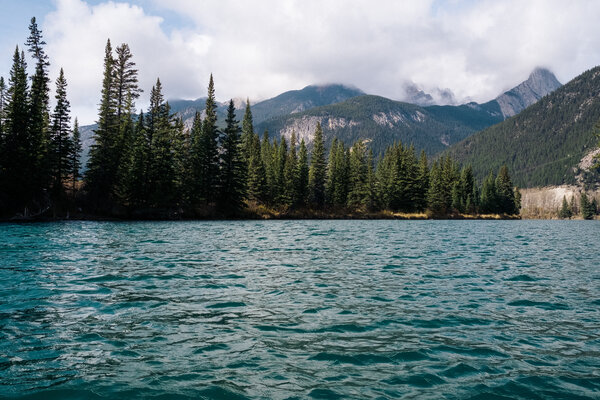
[255,67,561,156]
[256,95,504,155]
[250,84,364,123]
[493,67,562,118]
[168,84,364,130]
[402,82,458,106]
[446,66,600,188]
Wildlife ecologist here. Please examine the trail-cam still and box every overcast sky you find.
[2,0,600,125]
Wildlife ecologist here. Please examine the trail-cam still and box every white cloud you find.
[37,0,600,124]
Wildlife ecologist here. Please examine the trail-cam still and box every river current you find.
[0,220,599,399]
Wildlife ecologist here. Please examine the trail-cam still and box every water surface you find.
[1,220,599,399]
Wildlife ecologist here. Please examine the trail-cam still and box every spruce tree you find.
[113,43,141,123]
[218,100,246,214]
[26,17,51,195]
[148,83,176,208]
[580,192,594,220]
[296,138,309,207]
[415,150,429,211]
[496,165,516,214]
[365,149,377,211]
[480,170,498,214]
[283,131,298,207]
[347,140,368,209]
[49,68,72,191]
[241,99,254,161]
[70,118,82,191]
[558,195,572,219]
[309,122,326,208]
[86,39,118,208]
[2,48,31,212]
[427,160,446,215]
[0,77,6,139]
[246,132,267,203]
[199,74,219,202]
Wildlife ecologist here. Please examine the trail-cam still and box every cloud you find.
[36,0,600,124]
[44,0,211,124]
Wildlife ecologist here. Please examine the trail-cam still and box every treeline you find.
[0,18,82,216]
[0,21,521,218]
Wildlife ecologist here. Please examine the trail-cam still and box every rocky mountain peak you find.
[495,67,562,118]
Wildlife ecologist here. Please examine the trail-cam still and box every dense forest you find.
[446,66,600,188]
[0,18,521,220]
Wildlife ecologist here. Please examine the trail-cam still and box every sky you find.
[2,0,600,125]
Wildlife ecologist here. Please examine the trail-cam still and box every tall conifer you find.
[309,122,326,207]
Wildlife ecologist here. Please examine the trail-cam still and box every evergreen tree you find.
[414,150,429,211]
[218,100,246,214]
[580,192,595,220]
[283,131,298,207]
[246,132,266,203]
[365,149,377,211]
[86,39,118,208]
[309,122,326,207]
[261,130,276,204]
[295,138,309,207]
[49,68,72,191]
[427,160,446,215]
[329,138,349,206]
[0,76,6,139]
[347,140,368,209]
[241,99,254,161]
[496,165,516,214]
[70,118,82,191]
[113,43,141,123]
[119,112,149,207]
[199,74,220,202]
[558,195,572,219]
[26,17,51,195]
[147,83,176,208]
[1,48,31,212]
[480,170,498,214]
[274,136,287,205]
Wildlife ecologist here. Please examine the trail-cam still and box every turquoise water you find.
[0,220,599,399]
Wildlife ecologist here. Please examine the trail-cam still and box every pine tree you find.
[218,100,246,214]
[558,195,572,219]
[70,118,82,191]
[309,122,326,207]
[49,68,72,191]
[261,130,276,204]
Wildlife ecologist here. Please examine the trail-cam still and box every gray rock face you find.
[402,82,458,106]
[495,67,561,118]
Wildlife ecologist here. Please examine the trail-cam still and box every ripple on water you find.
[0,220,599,399]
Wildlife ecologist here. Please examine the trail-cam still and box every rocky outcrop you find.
[495,67,561,118]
